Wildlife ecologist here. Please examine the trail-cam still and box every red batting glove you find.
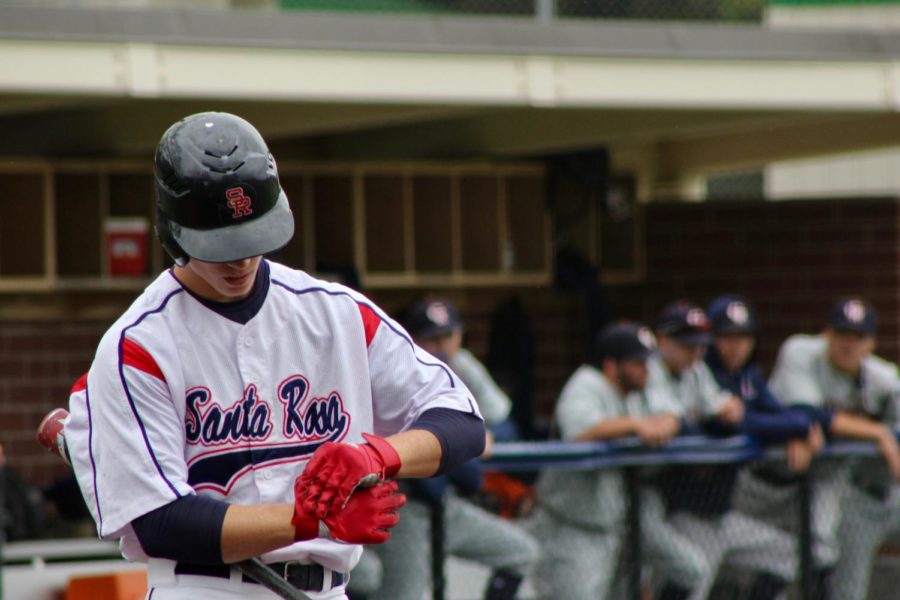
[291,480,406,544]
[298,433,401,519]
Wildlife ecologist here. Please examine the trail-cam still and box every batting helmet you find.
[154,112,294,266]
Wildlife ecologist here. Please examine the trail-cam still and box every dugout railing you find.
[430,435,900,600]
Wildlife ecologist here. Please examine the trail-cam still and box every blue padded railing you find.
[482,435,893,471]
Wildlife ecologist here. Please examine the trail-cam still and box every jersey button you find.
[243,337,254,348]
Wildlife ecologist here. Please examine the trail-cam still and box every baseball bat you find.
[36,408,312,600]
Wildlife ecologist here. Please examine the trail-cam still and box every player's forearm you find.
[386,428,443,477]
[220,503,296,564]
[401,408,486,477]
[829,412,890,442]
[572,416,638,442]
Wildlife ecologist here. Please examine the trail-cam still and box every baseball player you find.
[401,297,518,440]
[359,297,538,600]
[658,296,813,600]
[636,300,739,600]
[528,321,677,599]
[63,112,486,600]
[734,297,900,599]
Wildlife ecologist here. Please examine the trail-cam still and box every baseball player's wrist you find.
[361,432,402,479]
[291,510,319,541]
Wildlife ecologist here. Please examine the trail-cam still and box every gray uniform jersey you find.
[646,354,729,422]
[450,348,512,427]
[770,334,900,488]
[738,334,900,570]
[770,334,900,418]
[536,365,627,530]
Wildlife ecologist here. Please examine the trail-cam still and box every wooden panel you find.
[277,174,307,269]
[0,173,45,276]
[506,175,547,272]
[55,173,102,277]
[460,176,500,272]
[312,175,355,272]
[364,175,405,272]
[108,173,154,218]
[412,176,453,272]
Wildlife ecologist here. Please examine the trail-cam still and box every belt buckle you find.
[281,560,297,580]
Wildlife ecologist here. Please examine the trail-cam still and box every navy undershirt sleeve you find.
[790,404,835,435]
[132,495,228,564]
[409,407,486,475]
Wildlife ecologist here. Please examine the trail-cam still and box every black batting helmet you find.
[154,112,294,266]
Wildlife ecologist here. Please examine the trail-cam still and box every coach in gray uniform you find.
[405,298,517,439]
[641,301,746,600]
[360,298,538,600]
[735,297,900,598]
[819,299,900,600]
[659,296,807,600]
[529,321,678,599]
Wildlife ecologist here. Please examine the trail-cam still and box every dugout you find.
[2,1,900,487]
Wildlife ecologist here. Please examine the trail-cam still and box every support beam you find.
[656,113,900,179]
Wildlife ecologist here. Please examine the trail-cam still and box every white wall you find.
[764,146,900,199]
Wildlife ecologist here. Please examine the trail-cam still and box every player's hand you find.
[876,428,900,480]
[298,433,401,519]
[786,438,814,473]
[634,415,678,447]
[716,396,745,426]
[481,430,495,459]
[807,423,825,455]
[292,479,406,545]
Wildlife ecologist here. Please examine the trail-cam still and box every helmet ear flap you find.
[155,209,189,267]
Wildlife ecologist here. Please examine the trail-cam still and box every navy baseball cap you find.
[829,297,876,336]
[402,298,462,340]
[656,301,712,346]
[594,321,656,363]
[708,295,758,335]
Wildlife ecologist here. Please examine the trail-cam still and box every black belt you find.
[174,561,346,592]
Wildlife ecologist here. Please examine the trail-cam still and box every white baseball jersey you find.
[646,354,729,422]
[65,260,479,573]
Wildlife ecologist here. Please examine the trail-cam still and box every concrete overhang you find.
[2,4,900,183]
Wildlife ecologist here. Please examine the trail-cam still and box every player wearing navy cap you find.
[529,321,679,599]
[63,112,486,600]
[357,297,537,600]
[734,296,900,599]
[634,301,745,600]
[655,295,813,600]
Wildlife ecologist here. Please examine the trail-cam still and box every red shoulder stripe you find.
[122,338,166,382]
[358,304,382,347]
[71,372,88,394]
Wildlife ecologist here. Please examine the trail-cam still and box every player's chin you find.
[218,275,254,297]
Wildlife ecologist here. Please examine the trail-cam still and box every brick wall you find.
[0,322,105,487]
[604,198,900,372]
[4,197,899,487]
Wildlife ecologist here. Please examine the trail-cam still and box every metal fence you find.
[280,0,768,22]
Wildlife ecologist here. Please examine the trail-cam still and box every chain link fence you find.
[280,0,768,22]
[472,438,900,600]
